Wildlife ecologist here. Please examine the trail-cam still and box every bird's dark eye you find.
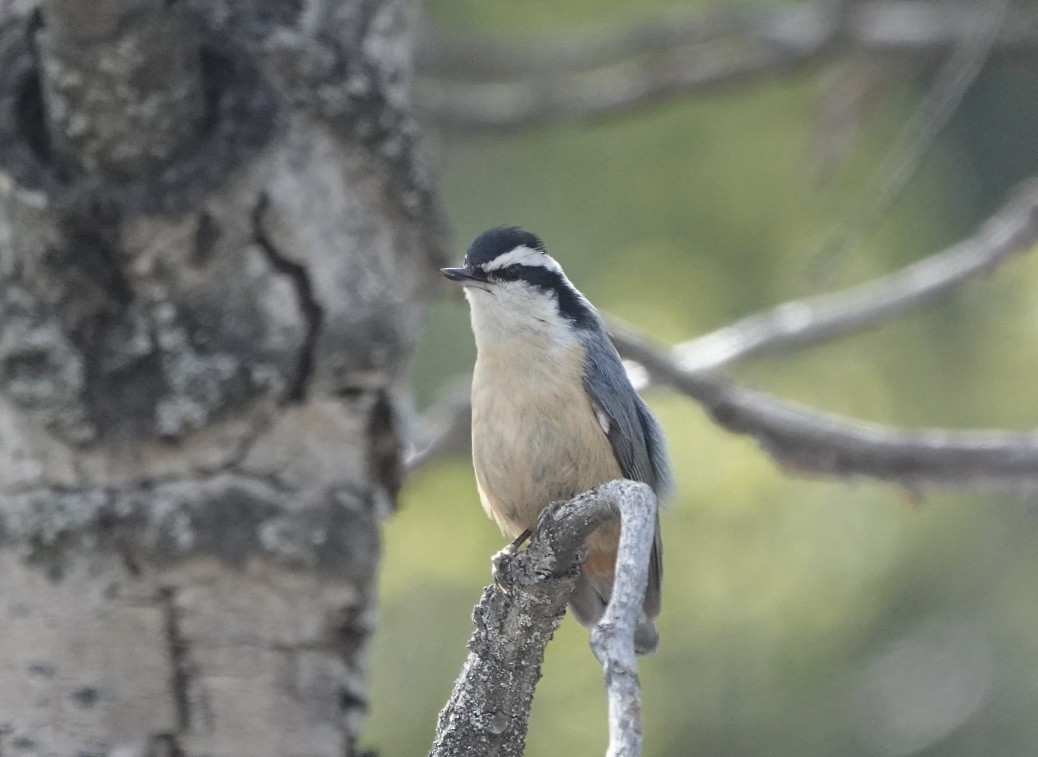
[491,265,523,282]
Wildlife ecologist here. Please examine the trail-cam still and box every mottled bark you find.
[430,481,657,757]
[37,0,206,176]
[0,0,445,754]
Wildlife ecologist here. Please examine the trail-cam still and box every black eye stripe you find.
[489,265,596,329]
[490,264,556,285]
[489,264,533,282]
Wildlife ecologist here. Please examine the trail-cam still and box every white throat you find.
[465,282,578,357]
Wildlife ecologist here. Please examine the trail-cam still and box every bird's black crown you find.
[465,226,546,268]
[462,226,598,329]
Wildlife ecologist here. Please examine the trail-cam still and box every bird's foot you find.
[491,549,513,594]
[505,528,532,554]
[491,529,532,593]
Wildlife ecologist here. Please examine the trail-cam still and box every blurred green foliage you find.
[367,1,1038,754]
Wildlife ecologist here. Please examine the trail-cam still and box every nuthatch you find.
[442,226,670,654]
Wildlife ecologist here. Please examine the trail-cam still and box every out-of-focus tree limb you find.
[611,324,1038,490]
[416,4,766,82]
[415,0,1038,131]
[672,178,1038,373]
[430,480,657,757]
[405,378,471,472]
[417,33,826,132]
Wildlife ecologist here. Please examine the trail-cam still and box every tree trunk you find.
[0,1,445,754]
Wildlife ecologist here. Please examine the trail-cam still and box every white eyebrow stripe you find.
[482,246,562,273]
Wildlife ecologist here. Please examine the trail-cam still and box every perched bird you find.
[442,226,671,654]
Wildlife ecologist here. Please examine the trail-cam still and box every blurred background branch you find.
[671,178,1038,372]
[415,0,1038,131]
[611,324,1038,490]
[406,376,472,472]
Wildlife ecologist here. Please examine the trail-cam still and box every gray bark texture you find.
[430,481,657,757]
[0,0,446,754]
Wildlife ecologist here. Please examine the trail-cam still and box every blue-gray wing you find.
[581,326,672,495]
[580,325,670,619]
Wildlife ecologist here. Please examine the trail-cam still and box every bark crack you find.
[160,586,192,732]
[251,192,324,402]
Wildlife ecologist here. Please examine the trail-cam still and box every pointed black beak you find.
[441,266,487,283]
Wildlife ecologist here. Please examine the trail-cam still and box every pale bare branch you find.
[416,4,748,82]
[430,480,657,757]
[417,33,826,133]
[589,483,656,757]
[671,179,1038,373]
[610,324,1038,490]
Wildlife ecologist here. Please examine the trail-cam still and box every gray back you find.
[580,322,672,497]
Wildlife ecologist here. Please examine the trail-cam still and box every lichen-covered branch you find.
[430,480,657,757]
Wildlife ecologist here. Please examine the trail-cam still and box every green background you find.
[367,1,1038,754]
